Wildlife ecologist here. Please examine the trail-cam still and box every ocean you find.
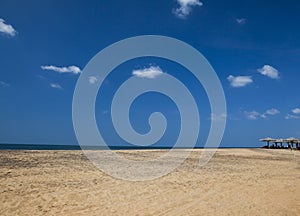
[0,144,182,150]
[0,144,258,150]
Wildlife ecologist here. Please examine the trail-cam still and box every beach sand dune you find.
[1,148,299,215]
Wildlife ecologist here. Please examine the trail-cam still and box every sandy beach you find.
[1,148,299,215]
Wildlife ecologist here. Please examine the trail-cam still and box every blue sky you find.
[0,0,299,147]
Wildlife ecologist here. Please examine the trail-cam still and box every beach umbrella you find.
[259,137,275,147]
[284,137,298,149]
[286,137,298,143]
[259,137,275,142]
[276,139,284,147]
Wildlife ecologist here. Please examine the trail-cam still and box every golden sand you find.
[1,149,299,215]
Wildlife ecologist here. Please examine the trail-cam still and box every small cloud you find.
[132,66,164,79]
[210,113,227,121]
[285,114,299,120]
[292,108,300,114]
[0,80,10,87]
[41,65,81,75]
[173,0,203,19]
[50,83,62,90]
[88,76,98,84]
[257,65,279,79]
[244,111,261,120]
[227,75,253,87]
[265,108,280,116]
[245,108,279,120]
[260,114,267,119]
[285,108,300,120]
[0,18,17,36]
[236,18,246,25]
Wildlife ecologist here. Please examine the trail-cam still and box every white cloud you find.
[265,108,280,116]
[210,113,227,121]
[132,66,164,79]
[88,76,98,84]
[257,65,279,79]
[245,108,279,120]
[0,80,10,87]
[244,111,261,120]
[285,108,300,120]
[0,18,17,36]
[285,114,299,120]
[292,108,300,114]
[260,114,267,119]
[41,65,81,75]
[50,83,62,90]
[227,75,253,87]
[236,18,246,25]
[173,0,203,19]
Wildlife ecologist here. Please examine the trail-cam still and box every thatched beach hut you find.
[259,137,276,148]
[260,137,300,150]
